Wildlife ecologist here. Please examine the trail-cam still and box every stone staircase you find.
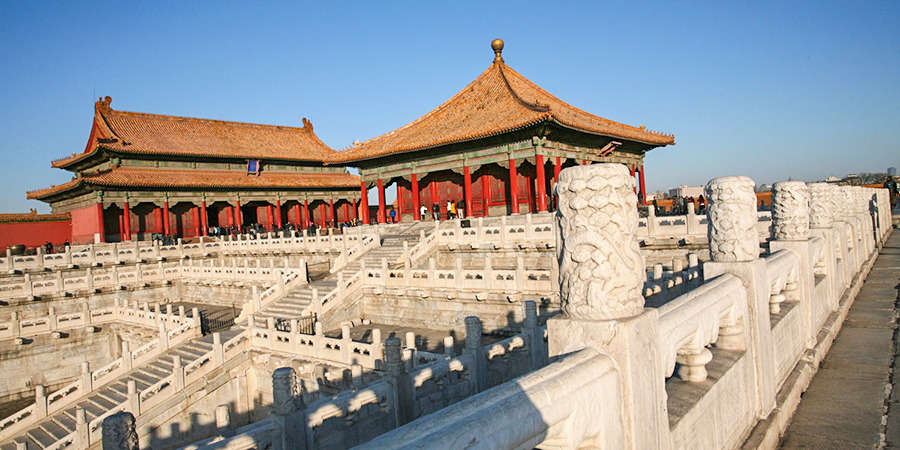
[251,222,431,327]
[0,328,243,450]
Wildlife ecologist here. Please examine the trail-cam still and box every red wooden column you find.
[266,204,275,230]
[224,206,233,227]
[303,199,310,227]
[96,201,106,242]
[411,174,421,221]
[234,200,242,230]
[360,182,370,224]
[481,172,490,217]
[200,201,208,235]
[117,215,124,241]
[629,165,637,195]
[329,198,335,225]
[464,166,474,216]
[509,158,519,214]
[638,165,647,206]
[377,179,386,224]
[122,201,132,241]
[395,186,403,223]
[192,206,201,236]
[163,201,171,235]
[352,198,358,220]
[554,157,562,210]
[535,154,547,212]
[430,177,439,216]
[276,200,283,229]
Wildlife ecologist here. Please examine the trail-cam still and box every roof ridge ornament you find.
[96,96,112,113]
[492,39,504,63]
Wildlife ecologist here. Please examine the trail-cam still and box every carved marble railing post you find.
[770,181,816,349]
[826,184,852,288]
[271,367,307,450]
[101,411,138,450]
[856,187,877,254]
[554,164,645,320]
[839,186,863,271]
[384,337,413,427]
[772,181,809,241]
[547,164,668,450]
[706,176,760,262]
[808,182,840,311]
[74,407,88,448]
[702,175,777,418]
[464,316,487,393]
[523,300,547,370]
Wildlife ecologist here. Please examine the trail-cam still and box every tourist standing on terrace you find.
[885,177,898,208]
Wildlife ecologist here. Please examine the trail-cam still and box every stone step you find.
[25,426,55,448]
[50,415,74,434]
[149,359,174,373]
[80,398,109,418]
[128,370,162,386]
[138,365,170,379]
[40,418,70,440]
[106,383,129,398]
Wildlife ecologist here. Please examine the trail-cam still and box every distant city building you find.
[825,176,840,182]
[889,167,897,176]
[668,185,704,198]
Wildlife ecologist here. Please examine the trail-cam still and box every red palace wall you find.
[0,220,72,250]
[71,204,103,244]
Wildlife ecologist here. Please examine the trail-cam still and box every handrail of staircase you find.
[330,232,381,274]
[38,330,250,450]
[0,314,203,442]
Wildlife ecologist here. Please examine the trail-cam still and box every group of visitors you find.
[652,195,706,215]
[418,200,466,221]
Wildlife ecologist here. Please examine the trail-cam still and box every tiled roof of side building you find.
[27,168,361,200]
[327,41,674,164]
[52,97,339,168]
[0,211,71,223]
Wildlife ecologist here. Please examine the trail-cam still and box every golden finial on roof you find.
[492,39,504,63]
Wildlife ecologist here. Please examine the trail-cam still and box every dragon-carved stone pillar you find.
[772,181,809,241]
[554,164,645,320]
[549,163,668,450]
[808,183,833,229]
[705,176,759,262]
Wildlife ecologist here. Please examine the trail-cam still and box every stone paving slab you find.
[818,329,892,374]
[781,433,874,450]
[782,368,888,445]
[780,232,900,449]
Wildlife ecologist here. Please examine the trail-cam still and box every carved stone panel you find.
[706,176,759,262]
[555,164,645,320]
[772,181,809,241]
[826,184,844,222]
[840,186,857,217]
[807,182,833,229]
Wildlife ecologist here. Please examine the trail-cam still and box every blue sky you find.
[1,1,898,213]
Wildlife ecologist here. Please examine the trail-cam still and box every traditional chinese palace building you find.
[327,40,675,223]
[28,97,361,244]
[25,40,673,244]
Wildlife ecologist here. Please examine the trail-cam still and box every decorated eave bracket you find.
[598,141,622,157]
